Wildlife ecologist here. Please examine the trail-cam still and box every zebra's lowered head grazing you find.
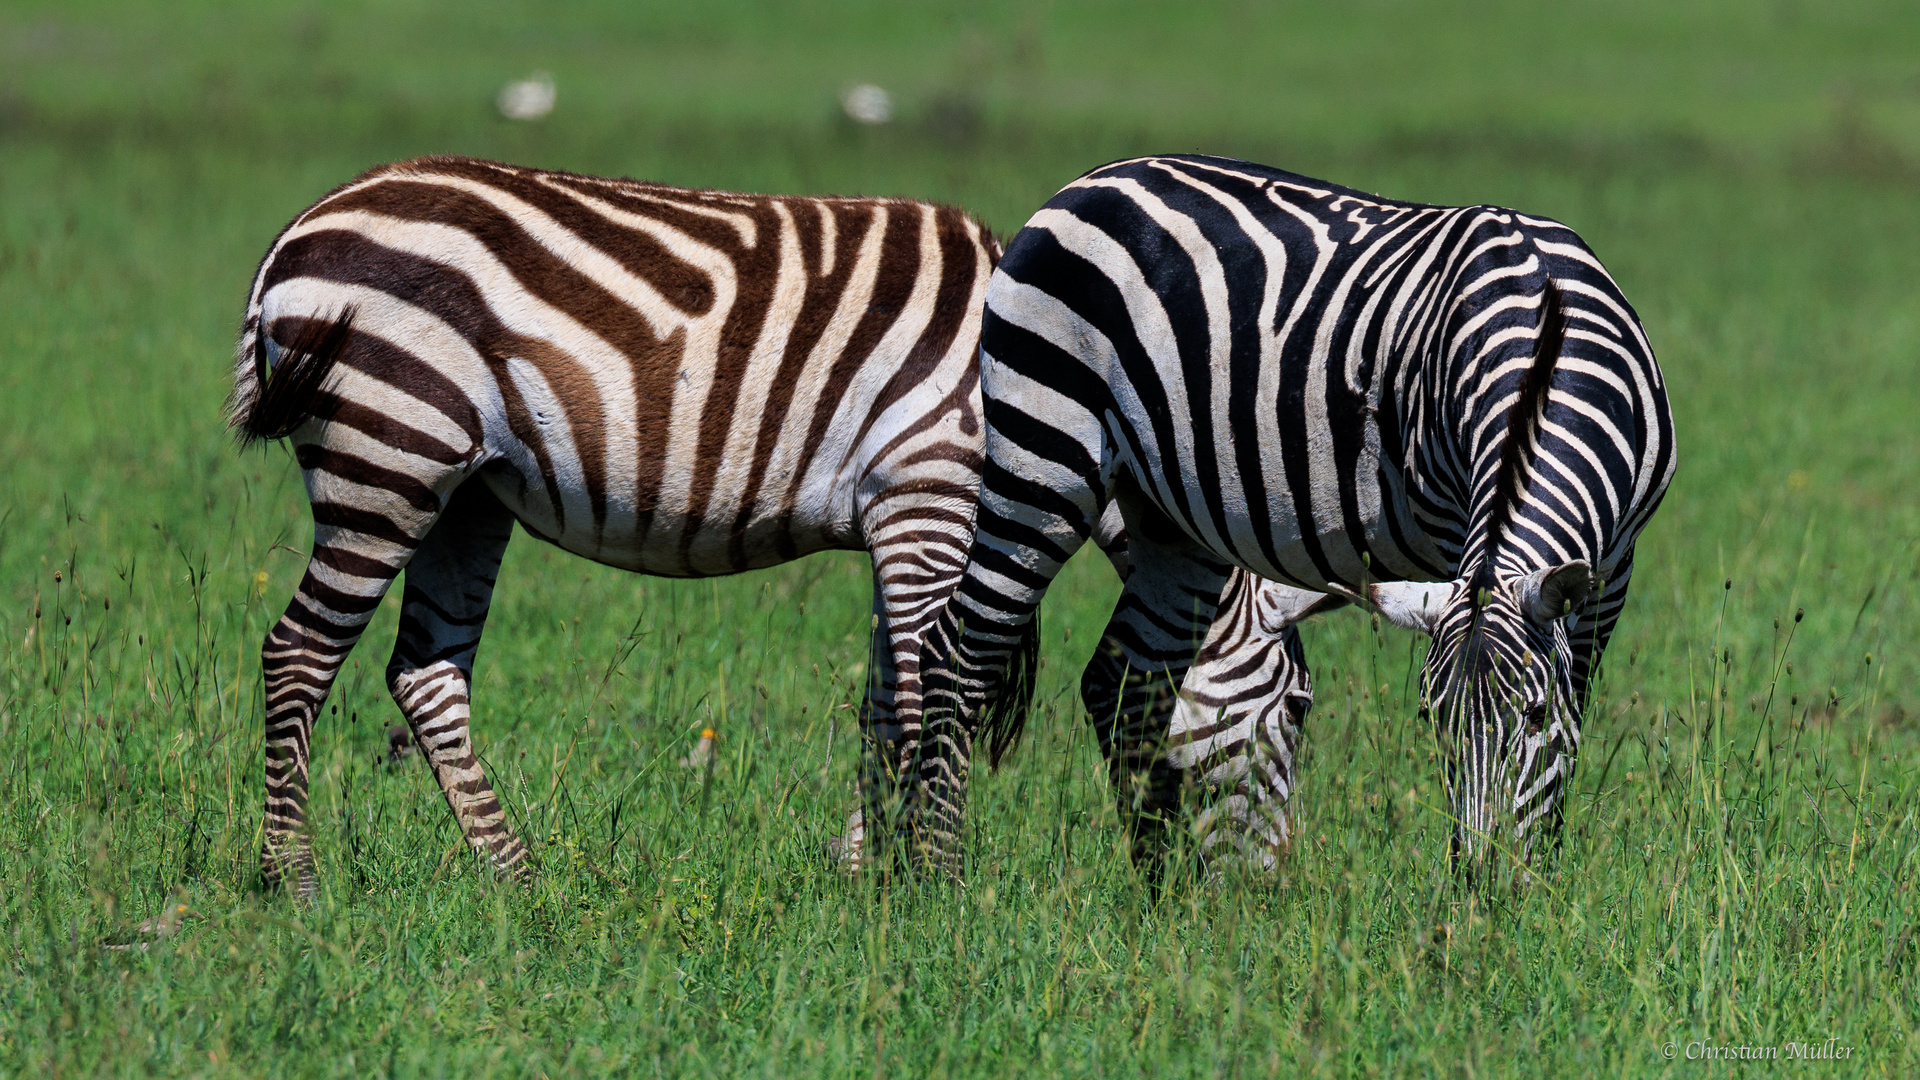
[1365,270,1604,871]
[1370,560,1593,870]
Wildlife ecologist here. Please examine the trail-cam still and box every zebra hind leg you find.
[260,521,425,899]
[260,566,393,899]
[834,514,972,875]
[827,578,910,877]
[382,482,532,883]
[822,574,901,876]
[914,534,1092,878]
[1078,533,1232,882]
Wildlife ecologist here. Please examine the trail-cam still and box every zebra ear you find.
[1253,582,1346,630]
[1363,580,1457,636]
[1518,561,1593,626]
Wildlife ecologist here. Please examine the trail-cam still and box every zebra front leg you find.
[1569,552,1635,708]
[384,482,530,882]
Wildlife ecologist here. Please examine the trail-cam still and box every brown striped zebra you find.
[231,156,1319,895]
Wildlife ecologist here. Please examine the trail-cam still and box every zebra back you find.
[233,155,1001,577]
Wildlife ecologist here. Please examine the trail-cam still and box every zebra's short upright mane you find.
[1483,275,1565,571]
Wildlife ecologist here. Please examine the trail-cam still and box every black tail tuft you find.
[978,609,1042,769]
[238,307,356,446]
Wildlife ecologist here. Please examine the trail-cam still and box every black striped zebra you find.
[230,156,1314,894]
[916,155,1676,875]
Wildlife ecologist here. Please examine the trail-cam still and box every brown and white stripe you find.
[231,156,1314,894]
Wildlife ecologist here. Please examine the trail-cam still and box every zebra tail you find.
[979,608,1042,769]
[231,306,357,446]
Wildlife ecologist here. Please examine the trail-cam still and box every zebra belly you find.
[1243,500,1450,594]
[475,467,852,578]
[1128,446,1446,595]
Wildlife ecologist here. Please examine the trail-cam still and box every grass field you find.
[3,1,1918,1075]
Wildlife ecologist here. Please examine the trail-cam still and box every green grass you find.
[2,1,1918,1075]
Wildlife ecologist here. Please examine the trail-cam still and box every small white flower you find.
[841,83,893,125]
[498,72,556,121]
[680,727,718,769]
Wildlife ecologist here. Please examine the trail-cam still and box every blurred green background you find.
[2,2,1917,1076]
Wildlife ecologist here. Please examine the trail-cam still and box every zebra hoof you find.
[823,807,865,875]
[260,843,317,902]
[489,842,537,887]
[261,867,316,903]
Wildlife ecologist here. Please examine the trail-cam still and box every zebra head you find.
[1369,561,1593,871]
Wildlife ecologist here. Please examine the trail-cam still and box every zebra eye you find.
[1523,703,1547,735]
[1282,691,1311,725]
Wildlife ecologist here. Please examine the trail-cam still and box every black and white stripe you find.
[917,154,1676,873]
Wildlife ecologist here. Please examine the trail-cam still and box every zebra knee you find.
[388,661,474,758]
[1078,639,1130,737]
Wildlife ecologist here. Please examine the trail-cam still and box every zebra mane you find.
[1444,271,1562,684]
[1482,273,1564,576]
